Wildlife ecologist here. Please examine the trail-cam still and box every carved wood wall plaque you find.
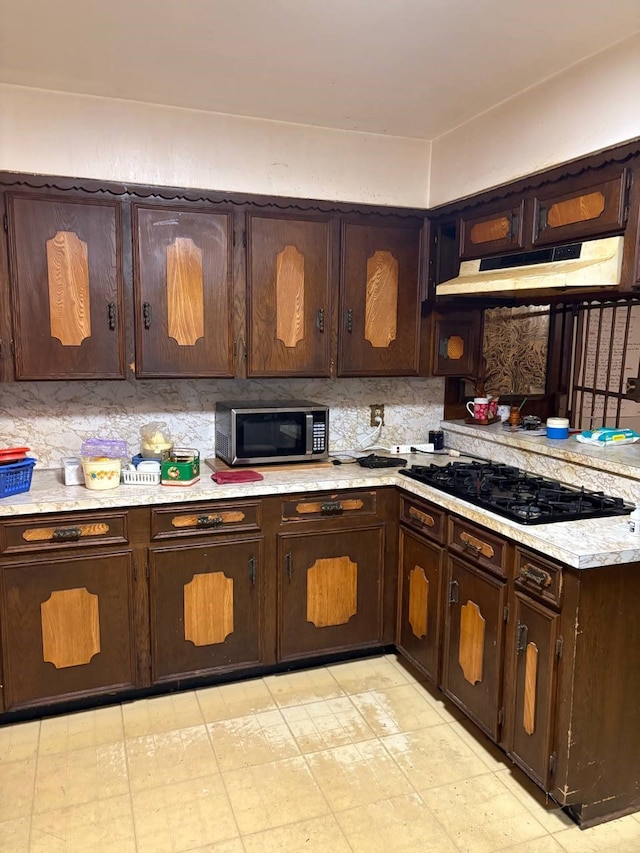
[458,600,485,685]
[41,587,101,668]
[184,571,234,646]
[46,230,91,346]
[408,565,429,639]
[523,641,539,735]
[307,556,357,628]
[365,250,398,348]
[276,245,305,348]
[166,237,204,346]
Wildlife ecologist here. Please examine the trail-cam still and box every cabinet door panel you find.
[150,538,262,682]
[247,213,333,376]
[0,552,136,709]
[507,594,559,788]
[278,527,383,660]
[339,222,422,376]
[7,194,124,379]
[459,201,525,259]
[442,555,506,740]
[397,527,443,683]
[133,204,233,377]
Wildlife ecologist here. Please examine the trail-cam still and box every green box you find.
[161,448,200,486]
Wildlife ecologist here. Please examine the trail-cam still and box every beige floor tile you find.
[421,773,548,851]
[223,756,329,835]
[186,842,245,853]
[0,816,30,853]
[499,838,566,853]
[131,774,239,853]
[381,724,491,792]
[553,813,640,852]
[328,655,413,694]
[281,696,375,753]
[126,725,219,791]
[447,717,512,772]
[350,683,448,735]
[30,793,135,852]
[305,738,415,811]
[196,678,277,722]
[207,709,301,771]
[33,741,128,813]
[0,719,40,763]
[264,667,345,708]
[0,756,36,820]
[38,705,124,755]
[496,768,576,833]
[336,792,458,853]
[243,814,351,853]
[408,680,467,723]
[122,690,205,737]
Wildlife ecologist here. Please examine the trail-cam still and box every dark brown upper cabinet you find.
[133,203,234,378]
[459,201,525,260]
[338,221,423,376]
[6,193,125,380]
[430,309,482,377]
[246,212,333,377]
[532,171,630,246]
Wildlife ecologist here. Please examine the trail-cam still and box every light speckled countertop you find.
[1,454,639,570]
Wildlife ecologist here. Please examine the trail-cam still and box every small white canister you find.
[547,417,569,439]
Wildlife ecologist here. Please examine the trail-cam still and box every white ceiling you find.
[1,0,639,140]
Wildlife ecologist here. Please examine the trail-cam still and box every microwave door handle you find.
[305,413,314,456]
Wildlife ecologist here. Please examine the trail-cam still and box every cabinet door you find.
[339,222,422,376]
[459,201,525,259]
[149,538,263,683]
[0,551,137,710]
[532,171,629,247]
[430,309,482,377]
[133,204,233,377]
[278,526,383,660]
[442,555,506,741]
[506,594,560,788]
[246,213,333,377]
[397,526,443,683]
[7,193,124,379]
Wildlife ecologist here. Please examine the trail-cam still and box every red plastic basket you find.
[0,458,36,498]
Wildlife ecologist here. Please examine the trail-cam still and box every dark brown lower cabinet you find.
[396,525,443,683]
[278,526,384,660]
[149,537,263,683]
[442,554,507,741]
[504,593,560,789]
[0,550,138,710]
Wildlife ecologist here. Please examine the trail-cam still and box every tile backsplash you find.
[0,376,445,468]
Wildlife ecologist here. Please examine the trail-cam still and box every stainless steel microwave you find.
[215,401,329,466]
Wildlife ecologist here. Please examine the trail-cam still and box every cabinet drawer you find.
[151,501,261,540]
[400,495,446,544]
[0,512,129,554]
[514,548,563,609]
[449,516,509,578]
[281,491,377,522]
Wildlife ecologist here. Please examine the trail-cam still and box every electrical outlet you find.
[370,404,385,426]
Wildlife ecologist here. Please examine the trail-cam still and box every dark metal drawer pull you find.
[197,515,223,528]
[320,501,344,516]
[285,551,293,580]
[448,579,459,605]
[520,563,552,588]
[408,507,435,527]
[248,556,257,585]
[52,527,82,542]
[143,301,152,329]
[516,621,529,654]
[316,308,325,332]
[107,302,116,330]
[346,308,353,333]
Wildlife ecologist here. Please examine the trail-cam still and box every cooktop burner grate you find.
[399,461,633,524]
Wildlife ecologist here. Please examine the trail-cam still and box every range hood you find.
[436,235,624,296]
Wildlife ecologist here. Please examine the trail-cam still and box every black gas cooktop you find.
[399,461,634,525]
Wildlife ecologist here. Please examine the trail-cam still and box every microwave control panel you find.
[312,413,327,453]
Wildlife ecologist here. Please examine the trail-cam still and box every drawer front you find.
[449,516,509,578]
[281,491,377,522]
[514,548,563,608]
[151,501,261,540]
[400,495,446,544]
[0,512,129,554]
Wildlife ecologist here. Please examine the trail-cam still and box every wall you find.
[0,83,431,208]
[0,377,444,469]
[429,34,640,206]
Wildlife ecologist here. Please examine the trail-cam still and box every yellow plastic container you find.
[82,456,121,490]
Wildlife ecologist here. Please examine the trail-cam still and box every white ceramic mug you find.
[466,397,489,419]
